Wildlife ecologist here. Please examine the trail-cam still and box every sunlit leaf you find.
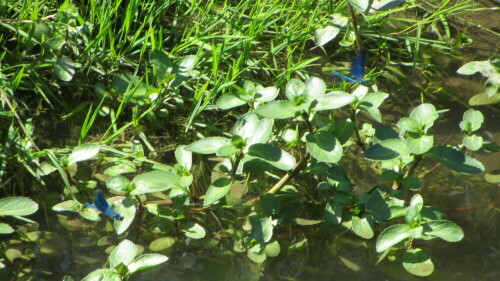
[264,240,281,257]
[203,177,232,206]
[0,223,14,234]
[54,56,75,81]
[250,216,274,243]
[109,239,137,268]
[131,171,180,195]
[81,269,121,281]
[180,222,206,239]
[406,135,433,155]
[68,143,100,165]
[127,254,169,273]
[256,100,301,119]
[423,220,464,242]
[306,132,343,163]
[364,139,408,160]
[352,215,374,239]
[247,143,296,170]
[376,224,411,252]
[402,248,434,276]
[0,197,38,216]
[185,137,230,154]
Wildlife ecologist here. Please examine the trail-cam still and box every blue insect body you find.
[86,190,123,220]
[331,49,369,86]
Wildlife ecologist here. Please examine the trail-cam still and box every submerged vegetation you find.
[0,0,499,280]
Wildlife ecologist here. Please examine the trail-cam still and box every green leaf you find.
[180,222,206,239]
[364,139,409,160]
[0,223,14,234]
[359,92,389,109]
[44,35,65,50]
[406,135,433,155]
[463,134,483,151]
[176,55,197,73]
[185,137,230,154]
[247,143,296,170]
[216,93,246,109]
[127,254,169,273]
[233,113,259,141]
[68,143,100,165]
[459,109,484,132]
[457,60,495,76]
[255,86,279,103]
[203,177,232,206]
[131,171,180,195]
[376,224,411,252]
[423,220,464,242]
[216,144,239,157]
[250,216,274,243]
[110,239,137,268]
[103,162,137,176]
[175,145,192,170]
[485,169,500,183]
[331,120,355,144]
[255,100,301,119]
[314,26,341,47]
[324,200,342,225]
[402,176,421,191]
[106,175,132,193]
[264,240,281,257]
[54,56,76,81]
[149,237,176,252]
[305,76,326,99]
[427,146,484,174]
[247,247,267,263]
[313,91,355,111]
[402,248,434,276]
[326,164,350,182]
[114,198,137,235]
[410,104,439,132]
[468,92,500,105]
[397,117,421,133]
[247,118,274,146]
[352,215,374,239]
[375,125,399,140]
[285,79,306,101]
[150,50,174,80]
[305,132,343,163]
[52,200,81,212]
[81,269,121,281]
[260,194,281,216]
[405,202,422,227]
[0,197,38,216]
[365,189,405,222]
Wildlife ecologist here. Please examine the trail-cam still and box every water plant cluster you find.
[0,0,499,280]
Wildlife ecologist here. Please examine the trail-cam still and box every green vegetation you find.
[1,0,499,280]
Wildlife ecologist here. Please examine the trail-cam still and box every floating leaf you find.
[0,197,38,216]
[127,254,169,273]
